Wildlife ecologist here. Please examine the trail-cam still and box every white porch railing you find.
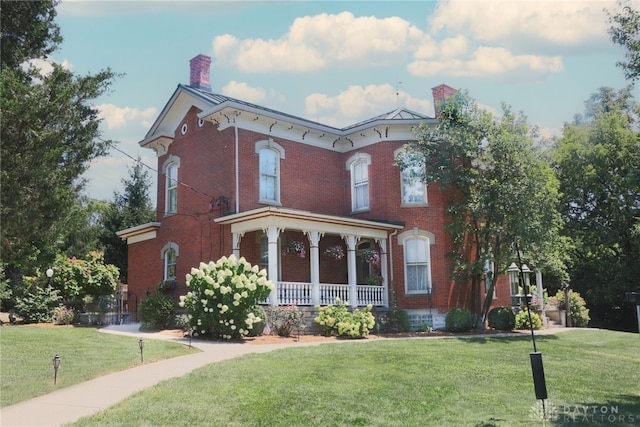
[269,282,385,307]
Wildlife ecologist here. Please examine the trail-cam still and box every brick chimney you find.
[431,84,458,117]
[189,54,211,91]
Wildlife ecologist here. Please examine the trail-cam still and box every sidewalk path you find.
[1,324,325,427]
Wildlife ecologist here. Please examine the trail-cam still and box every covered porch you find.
[215,207,404,308]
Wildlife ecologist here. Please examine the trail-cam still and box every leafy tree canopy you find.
[397,91,564,322]
[608,0,640,81]
[554,87,640,329]
[0,0,117,273]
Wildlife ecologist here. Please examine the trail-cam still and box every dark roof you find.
[181,84,433,132]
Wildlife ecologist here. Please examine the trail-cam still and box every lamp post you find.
[46,268,53,286]
[138,338,144,363]
[514,242,548,416]
[52,354,61,385]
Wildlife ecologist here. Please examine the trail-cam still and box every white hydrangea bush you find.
[179,255,274,340]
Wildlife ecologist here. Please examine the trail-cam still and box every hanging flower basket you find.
[324,245,345,260]
[361,248,380,265]
[282,240,306,258]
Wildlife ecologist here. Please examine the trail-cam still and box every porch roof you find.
[214,206,404,239]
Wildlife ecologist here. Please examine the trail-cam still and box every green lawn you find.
[68,330,640,427]
[0,325,197,406]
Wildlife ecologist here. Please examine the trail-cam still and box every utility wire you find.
[106,139,217,201]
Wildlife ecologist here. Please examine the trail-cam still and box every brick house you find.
[117,54,511,330]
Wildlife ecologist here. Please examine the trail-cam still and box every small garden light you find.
[138,338,144,363]
[52,354,61,385]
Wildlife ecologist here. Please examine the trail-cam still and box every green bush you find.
[179,256,273,340]
[52,305,75,325]
[314,298,375,338]
[380,307,410,333]
[514,308,542,330]
[445,308,473,332]
[487,306,515,331]
[555,290,590,327]
[267,304,303,337]
[247,305,267,337]
[15,283,61,324]
[139,294,176,330]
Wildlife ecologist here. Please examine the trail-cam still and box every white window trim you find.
[346,152,371,213]
[162,155,180,216]
[160,242,179,281]
[255,139,285,206]
[398,228,435,295]
[394,148,428,207]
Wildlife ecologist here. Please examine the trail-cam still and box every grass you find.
[0,325,197,407]
[67,329,640,427]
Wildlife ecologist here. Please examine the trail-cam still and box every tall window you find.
[259,148,278,202]
[162,244,178,281]
[397,149,427,206]
[347,153,371,212]
[163,156,180,215]
[401,163,427,205]
[403,235,432,294]
[256,139,284,205]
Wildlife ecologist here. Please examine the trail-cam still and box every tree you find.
[608,0,640,81]
[99,161,155,283]
[397,91,564,326]
[0,0,117,275]
[49,251,119,304]
[0,1,61,70]
[553,87,640,330]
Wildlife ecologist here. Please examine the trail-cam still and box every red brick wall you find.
[126,105,508,317]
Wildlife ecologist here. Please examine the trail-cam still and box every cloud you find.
[221,81,267,103]
[97,104,157,130]
[429,1,612,49]
[409,46,563,78]
[305,84,432,128]
[213,11,427,73]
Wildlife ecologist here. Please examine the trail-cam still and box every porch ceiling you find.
[214,206,404,238]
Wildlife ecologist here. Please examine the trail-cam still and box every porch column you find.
[232,232,243,259]
[343,234,359,308]
[305,230,323,306]
[377,238,389,307]
[265,226,281,306]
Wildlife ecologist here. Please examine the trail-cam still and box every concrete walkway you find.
[1,324,327,427]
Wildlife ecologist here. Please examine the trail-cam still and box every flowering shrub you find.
[52,305,75,325]
[282,240,306,258]
[314,298,375,338]
[267,304,304,337]
[515,307,543,330]
[324,245,345,260]
[179,255,274,340]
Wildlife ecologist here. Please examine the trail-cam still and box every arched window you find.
[399,229,434,294]
[396,148,427,206]
[346,153,371,212]
[255,139,285,205]
[161,242,179,281]
[162,156,180,215]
